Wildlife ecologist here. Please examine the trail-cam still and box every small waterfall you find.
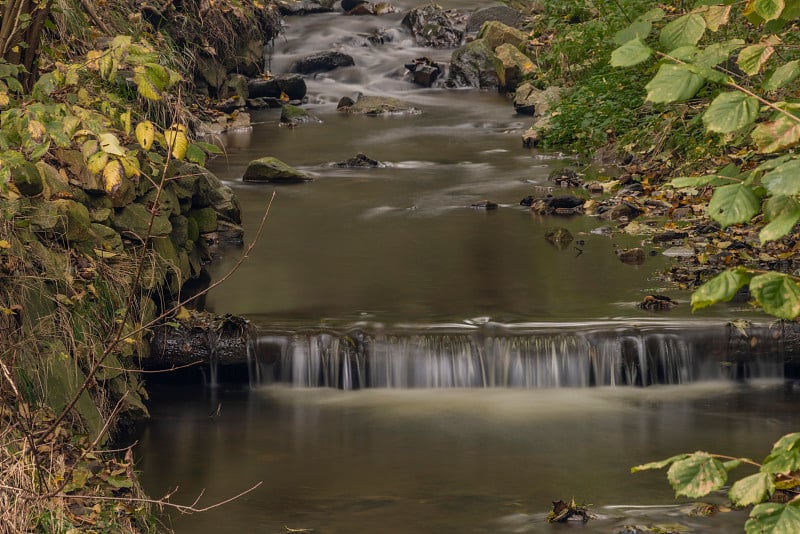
[252,321,786,389]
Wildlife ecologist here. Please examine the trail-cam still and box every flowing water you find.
[135,2,796,532]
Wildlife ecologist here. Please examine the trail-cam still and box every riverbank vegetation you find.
[0,1,280,531]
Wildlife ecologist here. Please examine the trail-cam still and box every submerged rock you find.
[291,51,355,74]
[616,247,645,265]
[544,227,573,249]
[471,200,498,210]
[243,157,313,184]
[401,3,464,48]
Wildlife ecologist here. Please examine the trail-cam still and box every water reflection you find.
[137,383,799,533]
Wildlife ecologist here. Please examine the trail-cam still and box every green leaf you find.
[764,60,800,91]
[660,14,707,50]
[763,160,800,196]
[645,64,705,104]
[723,459,745,471]
[133,66,163,101]
[105,474,134,489]
[729,472,776,506]
[670,174,736,187]
[636,7,666,21]
[762,433,800,474]
[691,268,752,311]
[749,272,800,320]
[611,38,652,67]
[745,502,800,534]
[761,195,800,242]
[186,143,206,166]
[752,116,800,153]
[753,0,786,20]
[703,92,759,134]
[670,45,700,62]
[193,141,223,154]
[755,154,797,173]
[738,37,779,75]
[614,21,652,45]
[695,39,745,68]
[632,453,691,473]
[708,183,760,227]
[667,452,727,498]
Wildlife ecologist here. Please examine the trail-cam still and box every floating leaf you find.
[760,195,800,242]
[610,38,652,67]
[660,13,707,50]
[667,452,727,498]
[745,502,800,534]
[645,64,705,104]
[98,132,125,156]
[691,268,752,312]
[752,116,800,153]
[708,183,760,227]
[730,473,775,506]
[703,92,759,134]
[749,272,800,320]
[763,160,800,196]
[764,60,800,91]
[135,121,155,151]
[738,36,780,75]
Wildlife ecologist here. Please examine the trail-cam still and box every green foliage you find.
[613,0,800,319]
[633,432,800,533]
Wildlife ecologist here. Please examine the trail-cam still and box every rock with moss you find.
[495,43,536,91]
[446,39,500,89]
[341,95,423,115]
[466,4,523,33]
[31,198,93,242]
[188,207,219,234]
[13,161,43,197]
[36,161,71,200]
[113,202,172,241]
[514,83,562,116]
[281,104,322,125]
[477,20,527,50]
[243,157,313,183]
[90,223,123,253]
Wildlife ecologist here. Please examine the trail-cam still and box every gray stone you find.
[248,74,307,101]
[477,20,527,50]
[446,39,500,89]
[466,4,523,33]
[401,3,464,48]
[243,157,313,184]
[113,202,172,241]
[343,95,422,115]
[13,162,43,197]
[291,51,355,74]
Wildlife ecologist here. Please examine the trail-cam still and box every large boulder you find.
[401,3,464,48]
[277,0,337,14]
[495,43,535,91]
[466,4,523,33]
[248,74,307,101]
[243,157,313,184]
[446,39,500,89]
[291,51,355,74]
[477,20,527,50]
[281,104,322,125]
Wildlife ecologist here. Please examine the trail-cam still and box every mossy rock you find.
[151,235,189,283]
[41,347,103,439]
[170,215,190,249]
[113,202,172,241]
[142,184,181,217]
[243,157,313,183]
[13,162,44,197]
[345,95,422,116]
[477,20,527,50]
[36,162,70,200]
[175,162,241,223]
[447,39,501,89]
[187,215,200,243]
[188,207,218,234]
[89,207,113,224]
[31,198,93,242]
[280,104,321,124]
[495,43,536,91]
[90,223,124,253]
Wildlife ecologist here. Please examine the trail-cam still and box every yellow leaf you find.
[0,92,9,107]
[123,337,138,345]
[103,160,124,194]
[120,153,140,178]
[120,110,132,136]
[86,151,108,175]
[164,126,188,160]
[86,50,103,70]
[280,91,290,102]
[135,121,155,151]
[27,120,46,142]
[0,240,10,249]
[175,306,191,321]
[99,132,125,156]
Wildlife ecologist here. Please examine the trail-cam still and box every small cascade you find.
[252,321,786,389]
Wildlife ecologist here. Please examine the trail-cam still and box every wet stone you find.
[616,247,645,265]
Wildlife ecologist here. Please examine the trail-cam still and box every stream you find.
[134,2,799,532]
